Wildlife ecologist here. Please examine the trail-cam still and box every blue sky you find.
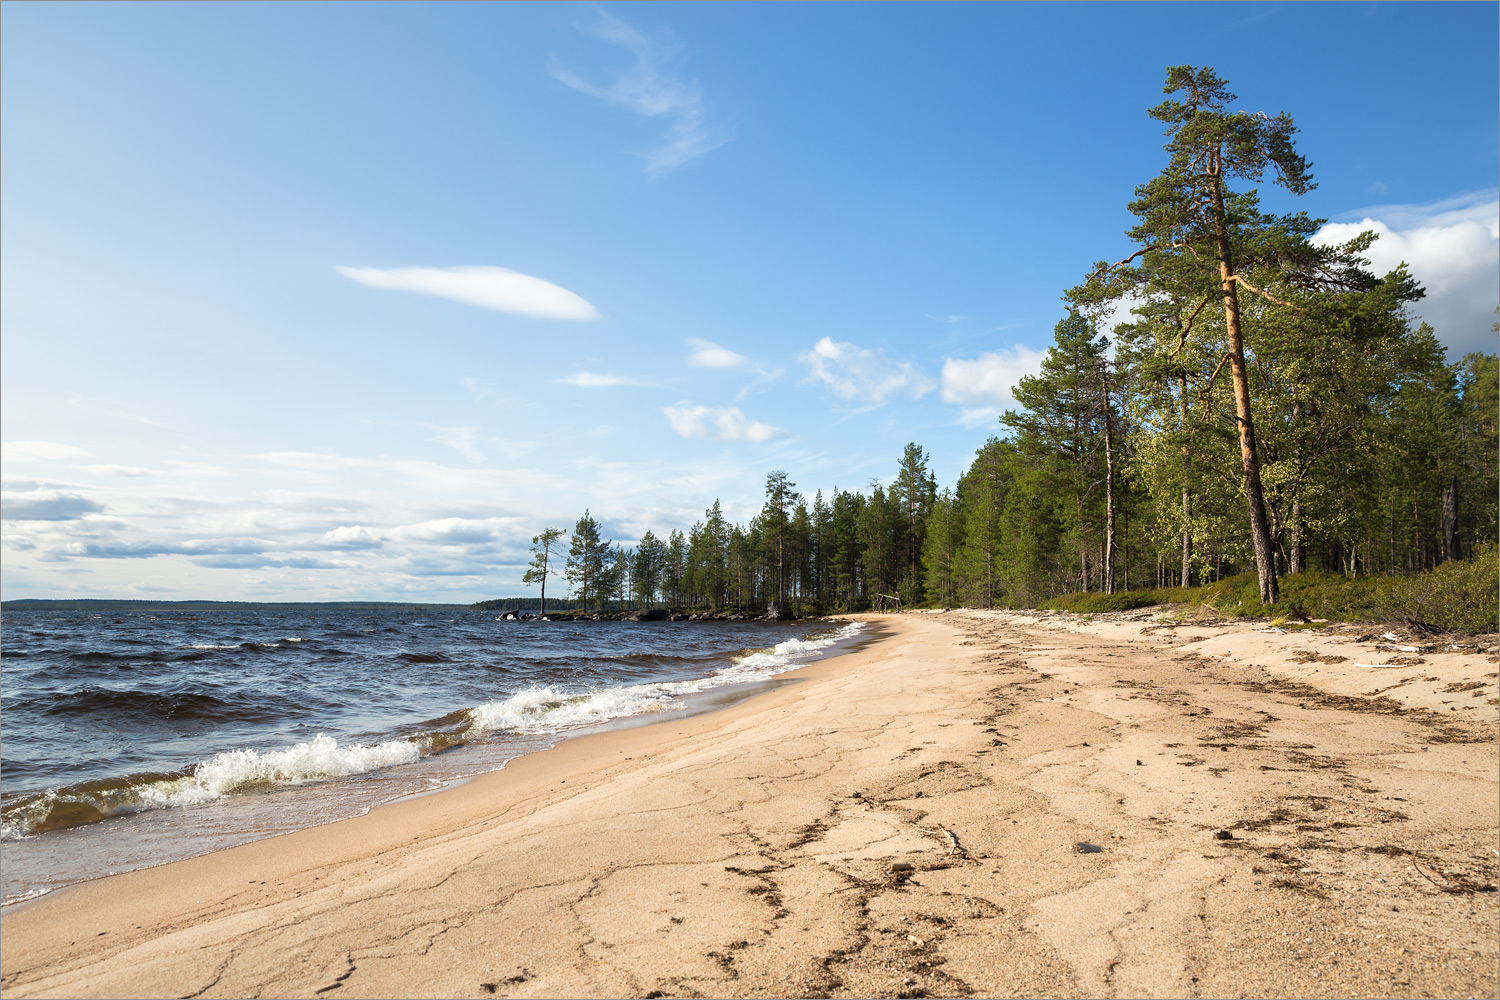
[3,1,1496,601]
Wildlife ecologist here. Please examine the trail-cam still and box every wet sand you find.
[2,611,1495,999]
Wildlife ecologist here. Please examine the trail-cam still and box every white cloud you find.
[320,525,382,549]
[1315,191,1499,354]
[334,265,598,321]
[165,461,232,477]
[557,371,655,388]
[389,517,513,546]
[77,464,151,477]
[550,9,731,177]
[661,402,784,443]
[0,489,106,521]
[686,338,748,369]
[2,441,89,462]
[940,345,1049,428]
[800,337,936,405]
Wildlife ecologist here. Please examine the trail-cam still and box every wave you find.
[1,620,864,841]
[467,621,864,736]
[36,688,230,721]
[397,651,451,664]
[181,639,306,652]
[2,734,421,839]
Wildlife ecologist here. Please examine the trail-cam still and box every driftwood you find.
[921,826,969,858]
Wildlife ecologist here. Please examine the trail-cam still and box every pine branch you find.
[1228,274,1297,309]
[1166,295,1214,359]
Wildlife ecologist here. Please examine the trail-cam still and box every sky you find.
[2,1,1496,603]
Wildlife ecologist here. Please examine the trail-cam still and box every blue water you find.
[0,606,863,902]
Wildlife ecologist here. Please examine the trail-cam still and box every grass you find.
[1040,544,1498,634]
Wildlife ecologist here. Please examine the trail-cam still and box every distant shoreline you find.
[1,599,468,611]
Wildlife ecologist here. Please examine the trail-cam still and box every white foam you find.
[1,734,420,839]
[5,622,864,841]
[467,621,864,737]
[150,734,420,806]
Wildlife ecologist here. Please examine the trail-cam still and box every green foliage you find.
[490,69,1497,630]
[565,510,611,613]
[1043,545,1497,634]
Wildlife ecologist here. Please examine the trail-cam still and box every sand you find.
[2,611,1495,999]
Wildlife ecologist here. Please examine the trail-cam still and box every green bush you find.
[1039,545,1498,634]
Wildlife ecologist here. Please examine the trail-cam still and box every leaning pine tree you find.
[1074,65,1377,604]
[523,527,565,615]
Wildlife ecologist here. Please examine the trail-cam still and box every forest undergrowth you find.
[1040,543,1498,634]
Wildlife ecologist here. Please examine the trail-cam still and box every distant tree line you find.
[516,67,1498,616]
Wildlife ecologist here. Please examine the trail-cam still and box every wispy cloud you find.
[551,9,731,177]
[1317,190,1499,355]
[800,337,935,405]
[940,345,1048,428]
[334,265,598,320]
[685,338,748,369]
[661,402,784,443]
[165,460,232,477]
[557,371,656,388]
[77,464,151,477]
[430,425,485,464]
[2,441,89,462]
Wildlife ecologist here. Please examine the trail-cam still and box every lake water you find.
[0,606,865,903]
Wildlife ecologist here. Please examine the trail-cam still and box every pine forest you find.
[518,68,1499,631]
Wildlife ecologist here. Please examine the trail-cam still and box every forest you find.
[517,68,1499,629]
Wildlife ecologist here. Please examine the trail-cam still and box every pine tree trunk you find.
[1210,161,1279,604]
[1442,476,1460,561]
[1179,373,1192,588]
[1290,502,1303,575]
[1101,367,1117,595]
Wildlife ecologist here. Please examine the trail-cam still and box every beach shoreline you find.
[2,611,1495,999]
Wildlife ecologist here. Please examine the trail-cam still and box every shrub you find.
[1038,545,1498,635]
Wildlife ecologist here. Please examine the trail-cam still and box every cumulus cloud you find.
[800,337,936,405]
[1,490,106,521]
[685,338,748,369]
[940,346,1049,429]
[319,525,383,549]
[557,371,655,388]
[661,403,784,443]
[1315,191,1498,354]
[389,517,507,546]
[2,441,89,462]
[334,265,598,320]
[550,9,731,177]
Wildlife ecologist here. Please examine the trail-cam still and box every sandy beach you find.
[2,611,1495,999]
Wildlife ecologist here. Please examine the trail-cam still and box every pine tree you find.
[893,443,935,604]
[761,471,799,612]
[565,510,611,612]
[634,530,667,607]
[1076,66,1378,602]
[522,527,565,615]
[1006,312,1109,591]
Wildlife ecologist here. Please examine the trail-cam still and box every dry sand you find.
[2,611,1496,999]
